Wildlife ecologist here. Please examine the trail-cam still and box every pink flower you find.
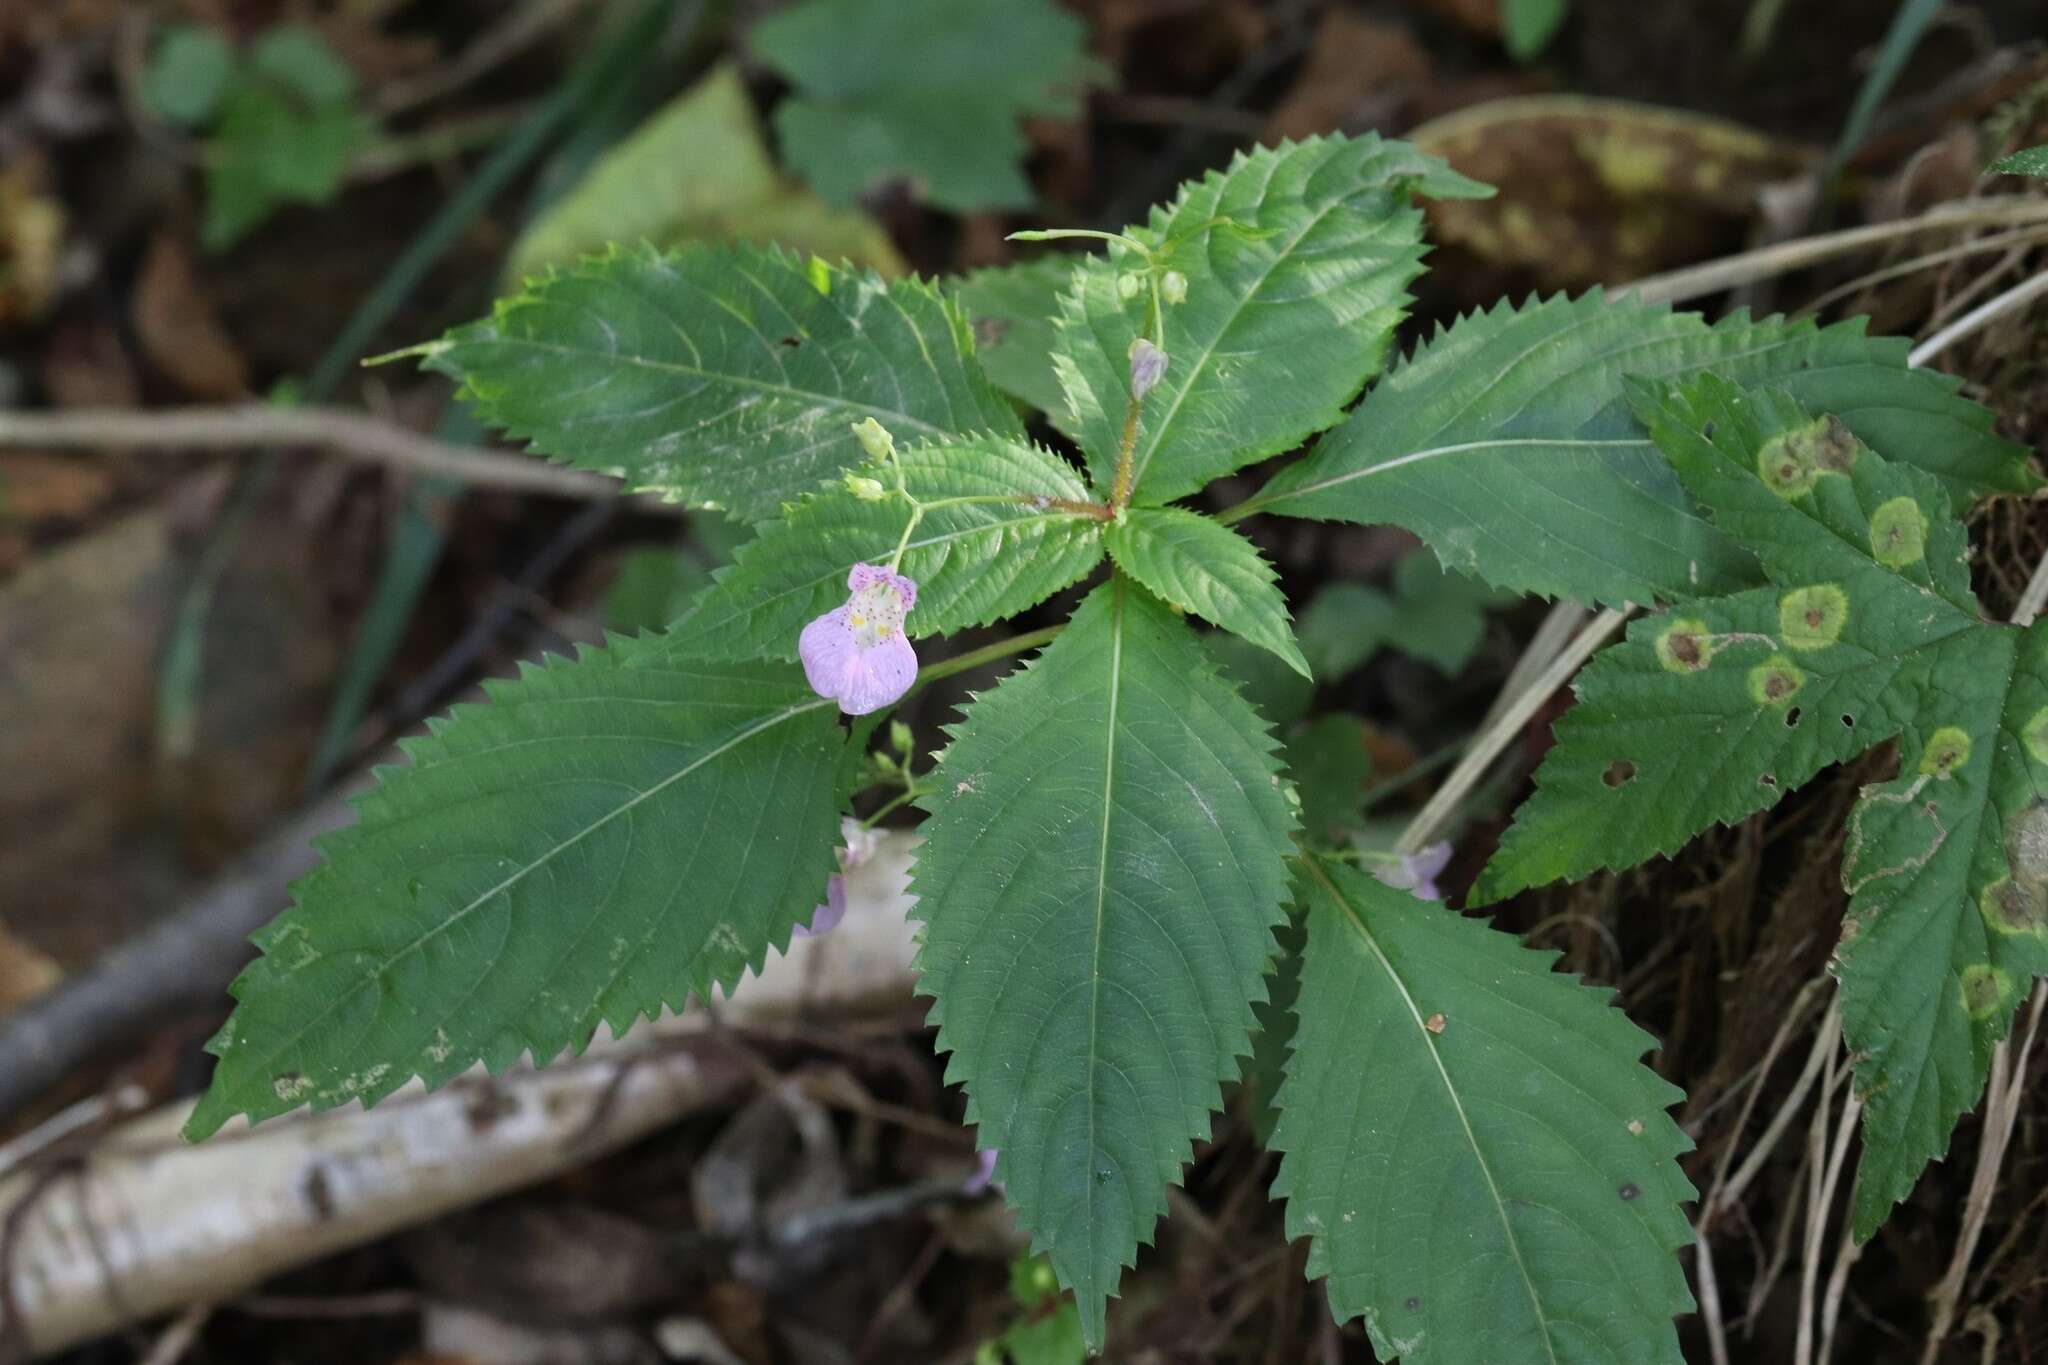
[795,819,882,939]
[799,563,919,716]
[1373,841,1452,902]
[964,1147,1000,1195]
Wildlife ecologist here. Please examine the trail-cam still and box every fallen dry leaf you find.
[1263,12,1431,144]
[1409,94,1814,298]
[0,451,116,526]
[132,234,250,400]
[0,923,61,1015]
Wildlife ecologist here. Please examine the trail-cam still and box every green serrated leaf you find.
[505,65,902,285]
[1105,506,1308,677]
[1249,291,2036,606]
[1052,135,1487,507]
[1272,856,1695,1364]
[186,638,845,1140]
[664,435,1105,658]
[912,578,1296,1344]
[1989,144,2048,178]
[143,24,235,127]
[1287,714,1377,841]
[1477,374,2048,1240]
[419,243,1023,522]
[954,256,1075,416]
[750,0,1100,213]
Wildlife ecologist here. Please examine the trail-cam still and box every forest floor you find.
[2,0,2047,1361]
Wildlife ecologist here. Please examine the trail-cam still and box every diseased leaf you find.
[913,579,1296,1344]
[187,638,845,1139]
[1477,374,2048,1239]
[1272,856,1695,1364]
[749,0,1100,213]
[1249,291,2036,606]
[954,256,1075,416]
[1051,135,1490,505]
[665,435,1106,660]
[418,242,1023,522]
[1105,506,1309,676]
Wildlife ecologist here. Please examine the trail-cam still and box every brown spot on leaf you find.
[1603,759,1636,788]
[1424,1013,1446,1034]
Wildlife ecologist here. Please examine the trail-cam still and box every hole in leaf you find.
[1785,707,1802,728]
[1603,760,1637,788]
[1618,1182,1641,1201]
[1701,421,1716,439]
[775,334,803,349]
[1759,773,1778,788]
[1842,714,1854,728]
[1404,1297,1422,1311]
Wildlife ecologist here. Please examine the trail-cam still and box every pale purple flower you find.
[799,563,919,716]
[964,1147,1000,1195]
[1129,338,1167,400]
[1374,841,1452,902]
[795,818,883,939]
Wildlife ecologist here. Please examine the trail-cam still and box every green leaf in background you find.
[954,256,1075,417]
[1989,144,2048,178]
[198,26,365,250]
[417,243,1023,522]
[1105,506,1308,677]
[749,0,1101,213]
[913,579,1296,1344]
[1477,375,2048,1240]
[505,65,902,286]
[1205,631,1314,732]
[1272,856,1695,1364]
[1503,0,1571,61]
[1296,551,1504,681]
[1051,135,1491,506]
[247,24,357,105]
[1287,714,1377,841]
[142,24,234,127]
[664,435,1105,659]
[1248,291,2036,607]
[187,638,847,1139]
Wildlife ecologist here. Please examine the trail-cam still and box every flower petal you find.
[794,874,847,939]
[799,606,862,703]
[836,632,918,716]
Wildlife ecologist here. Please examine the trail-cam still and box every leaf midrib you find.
[1083,576,1129,1277]
[239,693,833,1080]
[1307,854,1562,1365]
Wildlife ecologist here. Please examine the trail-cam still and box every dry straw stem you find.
[1617,198,2048,305]
[0,405,655,506]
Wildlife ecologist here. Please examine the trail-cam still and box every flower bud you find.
[1116,271,1143,301]
[843,472,887,501]
[1128,337,1167,400]
[1160,269,1188,305]
[889,719,914,754]
[850,416,895,463]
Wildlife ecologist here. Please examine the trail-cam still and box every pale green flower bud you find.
[1160,269,1188,305]
[843,472,887,501]
[850,416,895,463]
[1116,271,1143,302]
[889,719,914,754]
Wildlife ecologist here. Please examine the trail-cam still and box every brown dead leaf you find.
[40,319,139,410]
[0,152,66,326]
[1409,95,1814,299]
[1262,13,1431,144]
[0,451,116,526]
[0,923,61,1014]
[133,234,250,400]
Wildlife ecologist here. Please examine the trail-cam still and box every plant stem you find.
[915,625,1063,686]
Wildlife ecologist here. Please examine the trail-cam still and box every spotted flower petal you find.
[798,563,920,715]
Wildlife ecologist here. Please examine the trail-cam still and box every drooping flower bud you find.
[1160,269,1188,305]
[851,416,895,463]
[1116,271,1143,302]
[1128,337,1167,401]
[843,471,887,501]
